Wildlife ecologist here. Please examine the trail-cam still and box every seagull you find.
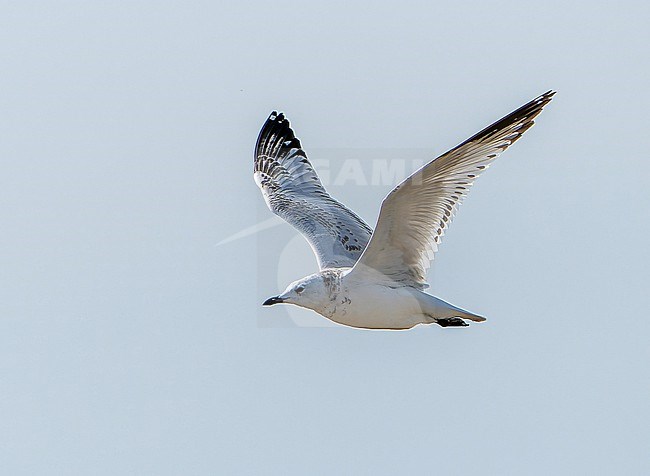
[255,91,555,329]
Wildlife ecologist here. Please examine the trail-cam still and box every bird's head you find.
[263,273,330,311]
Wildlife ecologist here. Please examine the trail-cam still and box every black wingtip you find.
[532,90,556,109]
[266,110,287,123]
[256,110,302,159]
[457,90,556,148]
[537,90,556,104]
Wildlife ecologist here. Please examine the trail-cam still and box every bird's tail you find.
[450,306,486,322]
[418,293,486,323]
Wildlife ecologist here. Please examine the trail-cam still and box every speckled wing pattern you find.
[354,91,555,289]
[254,112,373,269]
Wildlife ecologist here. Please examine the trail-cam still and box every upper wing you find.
[254,111,373,269]
[352,91,555,288]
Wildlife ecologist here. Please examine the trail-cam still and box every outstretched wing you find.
[352,91,555,289]
[254,111,373,269]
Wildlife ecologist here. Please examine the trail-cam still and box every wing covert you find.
[254,112,373,269]
[353,91,555,288]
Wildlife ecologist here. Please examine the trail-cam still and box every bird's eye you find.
[295,285,305,294]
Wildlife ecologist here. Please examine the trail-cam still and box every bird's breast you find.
[323,282,425,329]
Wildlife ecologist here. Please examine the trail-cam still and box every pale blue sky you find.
[1,1,649,474]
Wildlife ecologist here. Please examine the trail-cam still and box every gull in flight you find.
[255,91,555,329]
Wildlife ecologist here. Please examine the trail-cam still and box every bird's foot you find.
[436,317,469,327]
